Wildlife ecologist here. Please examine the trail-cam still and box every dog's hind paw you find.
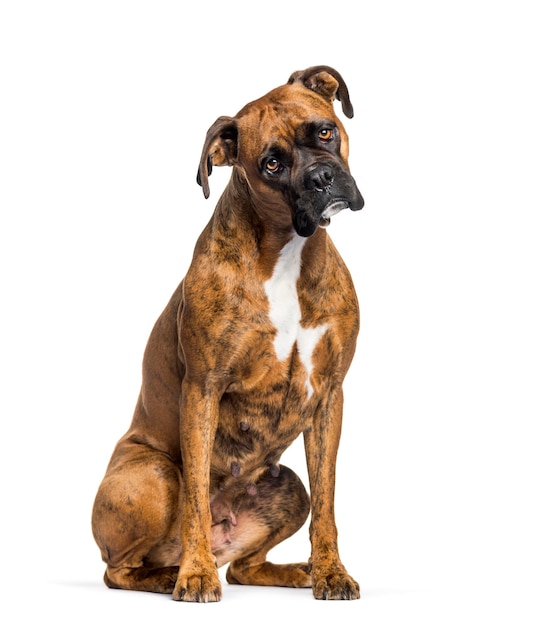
[226,560,312,588]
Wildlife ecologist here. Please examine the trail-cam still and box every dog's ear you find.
[288,66,354,119]
[196,116,238,198]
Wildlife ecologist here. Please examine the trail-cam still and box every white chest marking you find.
[264,235,328,398]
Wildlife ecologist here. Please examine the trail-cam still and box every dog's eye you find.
[318,128,334,142]
[265,158,283,174]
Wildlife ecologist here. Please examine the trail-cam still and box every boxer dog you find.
[92,65,364,602]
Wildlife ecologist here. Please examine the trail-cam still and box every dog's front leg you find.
[173,381,222,602]
[304,389,360,600]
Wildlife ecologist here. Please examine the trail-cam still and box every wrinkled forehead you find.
[235,84,345,156]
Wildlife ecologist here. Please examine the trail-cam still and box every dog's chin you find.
[293,213,321,238]
[294,200,350,237]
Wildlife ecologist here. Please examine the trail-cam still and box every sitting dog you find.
[92,65,364,602]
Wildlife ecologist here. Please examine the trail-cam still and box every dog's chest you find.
[263,235,327,399]
[210,236,331,486]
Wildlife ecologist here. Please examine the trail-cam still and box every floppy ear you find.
[196,116,238,198]
[288,65,354,119]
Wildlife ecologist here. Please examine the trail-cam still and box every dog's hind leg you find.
[103,565,178,594]
[92,441,182,593]
[223,465,312,588]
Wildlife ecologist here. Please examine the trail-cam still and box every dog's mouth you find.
[319,200,350,228]
[292,167,364,237]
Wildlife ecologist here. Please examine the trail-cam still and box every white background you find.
[1,1,534,624]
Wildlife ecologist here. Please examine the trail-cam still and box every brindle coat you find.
[92,66,364,602]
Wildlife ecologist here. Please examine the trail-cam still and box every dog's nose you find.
[305,164,334,191]
[352,190,365,211]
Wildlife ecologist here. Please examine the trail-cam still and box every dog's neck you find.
[216,170,329,281]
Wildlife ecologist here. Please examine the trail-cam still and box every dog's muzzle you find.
[293,162,364,237]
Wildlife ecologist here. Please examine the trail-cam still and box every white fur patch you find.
[264,235,328,398]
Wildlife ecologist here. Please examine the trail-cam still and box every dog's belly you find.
[209,347,318,494]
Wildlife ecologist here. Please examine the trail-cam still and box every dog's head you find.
[197,66,364,238]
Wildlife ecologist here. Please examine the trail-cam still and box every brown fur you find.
[92,66,364,602]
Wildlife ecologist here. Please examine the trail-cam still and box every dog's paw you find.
[172,568,222,602]
[312,566,360,600]
[227,560,312,588]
